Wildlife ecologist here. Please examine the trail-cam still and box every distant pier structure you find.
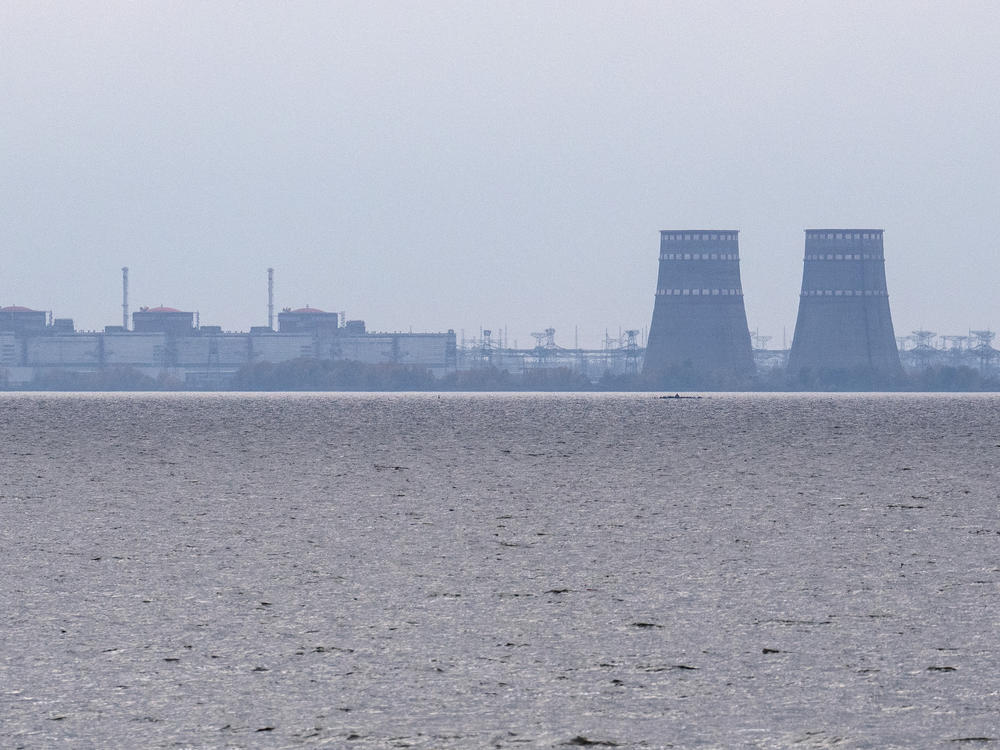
[787,229,903,383]
[643,230,755,381]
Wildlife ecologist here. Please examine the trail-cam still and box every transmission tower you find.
[969,330,997,373]
[624,329,640,376]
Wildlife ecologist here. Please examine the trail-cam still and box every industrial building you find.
[0,301,457,388]
[643,230,755,381]
[8,236,990,389]
[787,229,903,382]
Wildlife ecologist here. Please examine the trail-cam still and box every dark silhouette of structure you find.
[643,230,754,382]
[132,306,195,336]
[787,229,903,384]
[1,306,48,335]
[277,306,340,334]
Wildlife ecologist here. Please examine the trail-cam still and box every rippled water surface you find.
[2,393,999,748]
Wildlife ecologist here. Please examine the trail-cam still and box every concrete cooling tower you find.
[643,230,755,382]
[787,229,903,383]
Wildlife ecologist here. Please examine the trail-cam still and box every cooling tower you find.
[787,229,903,383]
[643,230,755,381]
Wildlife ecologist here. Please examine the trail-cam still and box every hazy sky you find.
[2,1,998,348]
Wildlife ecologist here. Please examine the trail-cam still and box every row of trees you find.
[7,359,1000,392]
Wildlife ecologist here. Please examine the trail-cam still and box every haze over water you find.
[4,4,999,342]
[2,393,999,748]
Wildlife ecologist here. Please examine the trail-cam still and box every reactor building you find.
[0,302,457,388]
[787,229,903,383]
[643,230,755,381]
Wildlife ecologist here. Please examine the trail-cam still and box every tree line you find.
[6,357,1000,392]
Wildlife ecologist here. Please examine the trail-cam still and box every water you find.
[1,393,998,748]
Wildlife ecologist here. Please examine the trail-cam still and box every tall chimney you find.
[267,267,274,330]
[787,229,903,385]
[643,230,755,383]
[122,266,129,330]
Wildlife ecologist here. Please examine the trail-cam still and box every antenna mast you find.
[121,266,129,330]
[267,267,274,330]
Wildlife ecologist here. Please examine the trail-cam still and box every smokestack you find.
[787,229,903,384]
[643,230,755,382]
[122,266,129,330]
[267,267,274,330]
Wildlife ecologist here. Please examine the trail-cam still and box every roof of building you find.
[142,306,184,313]
[291,306,327,314]
[0,305,36,312]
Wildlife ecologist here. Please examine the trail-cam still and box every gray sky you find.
[2,1,998,348]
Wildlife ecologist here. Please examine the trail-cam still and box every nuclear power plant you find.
[643,230,755,381]
[787,229,903,383]
[2,227,994,389]
[0,268,458,388]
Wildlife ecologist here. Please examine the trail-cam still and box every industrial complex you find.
[2,232,997,389]
[0,268,458,388]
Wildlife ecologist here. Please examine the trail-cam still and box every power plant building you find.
[0,301,457,387]
[277,307,341,334]
[131,306,196,335]
[1,306,48,335]
[787,229,903,382]
[643,230,755,381]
